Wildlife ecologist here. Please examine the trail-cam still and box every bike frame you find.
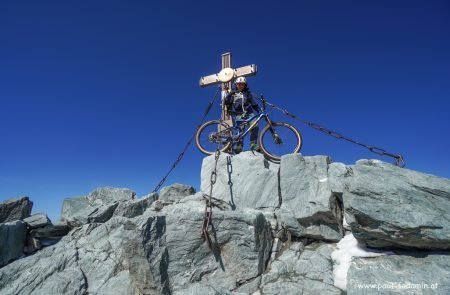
[220,110,274,144]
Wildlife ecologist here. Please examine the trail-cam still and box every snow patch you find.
[331,233,392,291]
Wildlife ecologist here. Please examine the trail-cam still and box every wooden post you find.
[221,52,232,122]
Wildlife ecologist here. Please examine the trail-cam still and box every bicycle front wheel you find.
[195,120,232,155]
[259,122,302,161]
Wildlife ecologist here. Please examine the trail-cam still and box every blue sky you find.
[1,1,449,222]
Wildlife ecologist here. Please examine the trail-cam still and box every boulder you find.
[328,162,351,198]
[114,193,157,218]
[201,151,280,210]
[24,213,51,229]
[0,221,27,267]
[347,253,450,295]
[87,187,135,204]
[127,197,274,294]
[201,153,346,242]
[149,199,165,211]
[254,242,342,295]
[0,197,33,223]
[0,196,273,295]
[279,154,344,241]
[0,217,136,294]
[2,152,449,294]
[159,183,196,202]
[59,196,90,226]
[29,224,70,239]
[343,159,450,250]
[60,187,136,227]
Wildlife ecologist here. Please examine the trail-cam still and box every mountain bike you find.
[195,96,302,161]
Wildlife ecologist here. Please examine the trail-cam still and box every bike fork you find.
[264,115,282,144]
[264,115,275,135]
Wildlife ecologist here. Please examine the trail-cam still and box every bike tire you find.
[259,122,302,162]
[196,120,232,155]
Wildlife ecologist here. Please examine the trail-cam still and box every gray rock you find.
[0,221,27,267]
[127,200,274,294]
[279,154,344,241]
[328,162,351,197]
[175,283,232,295]
[234,276,262,294]
[29,224,70,238]
[347,253,450,295]
[23,221,69,254]
[1,195,273,295]
[260,242,341,294]
[86,203,119,224]
[0,217,137,295]
[96,270,133,295]
[60,195,91,226]
[0,197,33,223]
[61,197,119,228]
[344,159,450,250]
[61,187,136,227]
[293,242,336,284]
[2,149,449,294]
[149,199,165,211]
[262,279,342,295]
[276,208,343,242]
[201,151,280,210]
[24,235,42,254]
[159,183,196,202]
[121,194,273,294]
[114,193,157,218]
[87,187,136,204]
[24,213,51,229]
[201,153,345,242]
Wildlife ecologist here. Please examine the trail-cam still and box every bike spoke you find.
[261,123,301,160]
[197,121,231,154]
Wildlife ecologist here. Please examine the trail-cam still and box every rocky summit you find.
[1,152,449,295]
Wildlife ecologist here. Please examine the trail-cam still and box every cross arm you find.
[199,64,258,87]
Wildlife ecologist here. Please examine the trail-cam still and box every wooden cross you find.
[199,52,257,122]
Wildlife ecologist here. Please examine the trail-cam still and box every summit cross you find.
[199,52,257,122]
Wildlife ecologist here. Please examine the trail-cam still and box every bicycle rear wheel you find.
[196,120,232,155]
[259,122,302,161]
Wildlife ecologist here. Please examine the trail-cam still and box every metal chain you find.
[226,156,233,187]
[263,99,405,167]
[201,146,221,249]
[152,87,221,193]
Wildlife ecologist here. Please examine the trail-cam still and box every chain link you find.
[201,144,221,249]
[151,87,221,193]
[226,156,233,186]
[264,99,405,167]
